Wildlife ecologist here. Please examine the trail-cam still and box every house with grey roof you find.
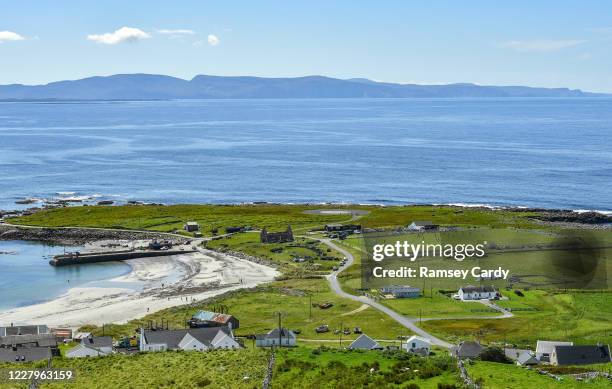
[0,347,51,363]
[550,344,611,366]
[348,334,383,350]
[0,325,49,337]
[66,336,113,358]
[0,333,57,348]
[516,351,539,366]
[452,341,483,359]
[535,340,573,362]
[139,327,239,352]
[255,328,296,347]
[380,285,421,298]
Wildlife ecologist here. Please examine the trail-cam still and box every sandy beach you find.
[0,244,278,328]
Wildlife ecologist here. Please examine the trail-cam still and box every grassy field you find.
[0,348,269,389]
[206,232,344,275]
[380,292,502,319]
[7,204,352,235]
[466,361,612,389]
[81,278,409,342]
[421,290,612,347]
[8,204,547,234]
[273,347,460,389]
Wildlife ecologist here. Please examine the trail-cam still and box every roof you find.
[348,334,383,350]
[554,345,612,365]
[185,221,199,225]
[256,328,296,340]
[193,311,217,321]
[81,336,113,349]
[536,340,573,355]
[192,311,235,324]
[143,327,231,349]
[460,285,496,293]
[0,325,48,336]
[0,333,56,347]
[406,335,432,345]
[517,351,539,365]
[410,221,435,226]
[456,341,483,358]
[504,348,532,361]
[382,285,421,292]
[0,347,51,362]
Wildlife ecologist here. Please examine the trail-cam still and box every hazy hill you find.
[0,74,605,100]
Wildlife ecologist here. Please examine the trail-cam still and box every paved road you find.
[321,239,454,349]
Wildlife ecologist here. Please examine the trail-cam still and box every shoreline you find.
[0,247,278,328]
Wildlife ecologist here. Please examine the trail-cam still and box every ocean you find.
[0,98,611,211]
[0,240,130,310]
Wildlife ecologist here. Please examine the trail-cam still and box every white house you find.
[535,340,573,362]
[255,328,296,347]
[403,335,432,355]
[457,285,497,300]
[139,327,239,352]
[66,336,113,358]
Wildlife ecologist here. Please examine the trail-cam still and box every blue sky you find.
[2,1,612,91]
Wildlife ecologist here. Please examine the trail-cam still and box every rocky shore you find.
[0,223,189,245]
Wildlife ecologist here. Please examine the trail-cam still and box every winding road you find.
[321,239,454,349]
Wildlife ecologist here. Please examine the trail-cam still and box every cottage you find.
[66,336,113,358]
[380,285,421,298]
[516,351,539,366]
[139,327,239,352]
[255,328,296,347]
[550,344,611,366]
[407,221,438,231]
[457,285,497,300]
[403,335,431,355]
[260,226,294,243]
[348,334,383,350]
[0,347,51,363]
[452,341,483,359]
[190,310,240,330]
[184,221,200,232]
[535,340,573,362]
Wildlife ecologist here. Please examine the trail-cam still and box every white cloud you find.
[499,39,586,53]
[207,34,219,46]
[0,31,25,42]
[157,29,195,35]
[87,27,151,45]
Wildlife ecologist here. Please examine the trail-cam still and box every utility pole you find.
[309,295,312,321]
[278,312,282,347]
[339,321,343,347]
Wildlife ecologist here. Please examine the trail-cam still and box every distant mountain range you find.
[0,74,606,100]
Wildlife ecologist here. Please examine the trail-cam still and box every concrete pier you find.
[49,249,196,266]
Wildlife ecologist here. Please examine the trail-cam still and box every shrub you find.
[479,347,512,364]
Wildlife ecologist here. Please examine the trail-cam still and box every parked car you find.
[315,325,330,333]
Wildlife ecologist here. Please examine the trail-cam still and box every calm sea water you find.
[0,98,611,210]
[0,240,130,310]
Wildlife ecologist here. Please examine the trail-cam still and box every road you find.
[321,239,454,349]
